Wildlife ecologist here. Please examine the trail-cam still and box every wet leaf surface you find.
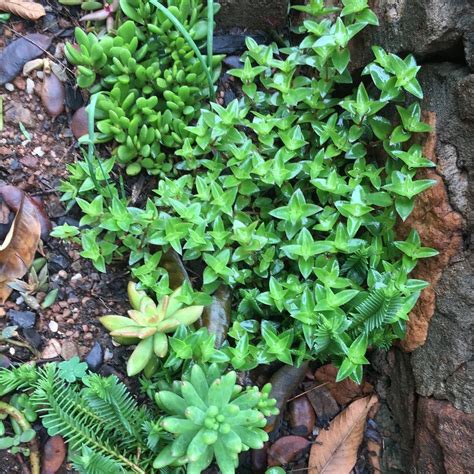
[289,395,316,436]
[198,284,231,347]
[159,248,190,289]
[0,34,51,85]
[41,435,66,474]
[308,395,378,474]
[41,72,65,118]
[268,435,310,467]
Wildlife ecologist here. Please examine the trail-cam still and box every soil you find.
[0,8,382,474]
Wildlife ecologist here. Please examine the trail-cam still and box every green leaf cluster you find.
[65,0,223,175]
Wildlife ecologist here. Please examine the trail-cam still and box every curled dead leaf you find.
[308,394,378,474]
[41,72,65,118]
[42,435,66,474]
[0,185,52,240]
[0,192,41,303]
[0,0,45,20]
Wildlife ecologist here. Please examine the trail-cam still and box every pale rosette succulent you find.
[100,282,204,376]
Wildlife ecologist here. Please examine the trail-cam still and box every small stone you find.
[48,253,70,273]
[4,102,35,127]
[32,146,45,157]
[267,436,310,467]
[42,338,62,359]
[84,333,93,340]
[20,155,39,168]
[58,270,67,279]
[8,309,36,329]
[85,341,104,372]
[13,77,25,90]
[5,82,14,91]
[60,340,79,360]
[26,78,34,95]
[49,320,59,333]
[37,70,44,79]
[22,328,43,349]
[104,348,113,362]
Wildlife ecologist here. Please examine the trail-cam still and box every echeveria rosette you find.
[100,282,204,376]
[153,364,279,474]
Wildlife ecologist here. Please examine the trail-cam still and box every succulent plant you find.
[100,282,204,376]
[153,364,279,473]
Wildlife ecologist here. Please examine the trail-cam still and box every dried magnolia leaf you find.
[0,0,45,20]
[22,58,44,76]
[0,194,41,303]
[308,395,378,474]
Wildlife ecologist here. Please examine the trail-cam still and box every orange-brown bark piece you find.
[308,395,378,474]
[398,113,464,351]
[0,193,41,303]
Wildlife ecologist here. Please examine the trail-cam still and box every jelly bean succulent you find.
[65,0,223,176]
[100,282,204,375]
[153,364,278,473]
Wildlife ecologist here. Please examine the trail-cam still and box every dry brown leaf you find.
[0,0,45,20]
[308,394,378,474]
[0,194,41,303]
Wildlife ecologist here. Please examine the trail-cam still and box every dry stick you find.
[0,401,40,474]
[3,25,76,76]
[286,381,330,403]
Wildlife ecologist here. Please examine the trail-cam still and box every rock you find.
[217,0,288,30]
[213,33,270,54]
[48,320,59,333]
[85,341,104,372]
[8,310,36,329]
[288,396,315,436]
[0,34,52,85]
[349,0,473,70]
[42,338,61,359]
[4,102,35,127]
[4,83,14,92]
[71,106,88,139]
[267,435,310,467]
[41,436,66,474]
[413,398,474,473]
[13,77,25,91]
[314,364,373,405]
[60,340,79,360]
[48,253,71,273]
[22,328,43,350]
[26,78,34,95]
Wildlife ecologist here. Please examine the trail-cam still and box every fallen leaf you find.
[308,395,378,474]
[0,193,41,303]
[268,436,310,467]
[41,72,65,118]
[289,395,316,436]
[315,364,373,405]
[0,185,52,240]
[41,436,66,474]
[266,362,309,433]
[0,33,51,85]
[0,0,45,20]
[304,382,339,428]
[71,106,88,139]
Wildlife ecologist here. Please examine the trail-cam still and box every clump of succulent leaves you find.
[55,0,440,383]
[154,363,278,473]
[100,281,204,375]
[65,0,223,176]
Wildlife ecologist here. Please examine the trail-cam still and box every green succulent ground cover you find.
[1,0,440,473]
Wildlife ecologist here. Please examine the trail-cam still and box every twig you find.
[0,401,40,474]
[3,25,76,76]
[287,382,330,402]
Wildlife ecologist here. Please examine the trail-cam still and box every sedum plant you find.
[65,0,223,175]
[153,364,278,473]
[100,281,204,375]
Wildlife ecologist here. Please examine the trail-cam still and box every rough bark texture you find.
[356,0,474,472]
[216,0,289,30]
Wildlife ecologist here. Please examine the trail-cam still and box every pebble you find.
[26,78,34,95]
[42,338,62,359]
[0,308,5,317]
[4,83,14,91]
[22,328,43,349]
[4,102,35,127]
[60,340,79,360]
[85,341,103,372]
[58,270,68,279]
[49,320,59,333]
[13,77,25,90]
[8,309,36,329]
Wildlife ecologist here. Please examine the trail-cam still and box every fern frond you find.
[341,251,369,285]
[70,446,125,474]
[0,364,38,396]
[31,365,146,474]
[350,289,403,333]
